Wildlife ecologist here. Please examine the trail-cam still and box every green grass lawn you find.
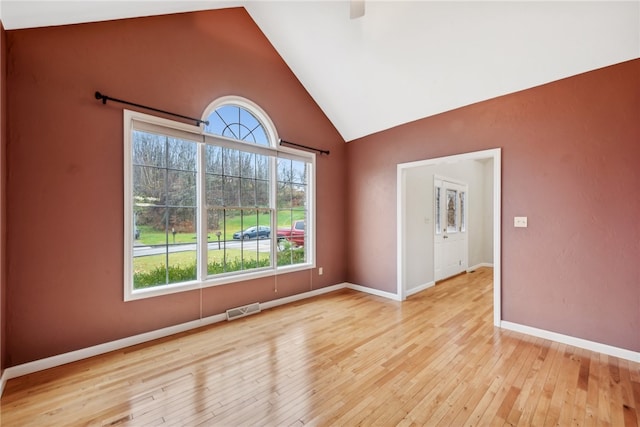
[133,248,271,274]
[132,245,305,289]
[136,210,305,245]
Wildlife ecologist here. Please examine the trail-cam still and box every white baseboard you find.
[4,313,221,381]
[406,281,435,297]
[346,282,402,301]
[468,263,493,272]
[0,369,7,397]
[7,281,635,399]
[261,283,346,310]
[500,321,640,363]
[0,283,349,392]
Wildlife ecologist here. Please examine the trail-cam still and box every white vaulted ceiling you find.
[1,1,638,141]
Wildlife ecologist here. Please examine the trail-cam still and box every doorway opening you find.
[396,148,501,326]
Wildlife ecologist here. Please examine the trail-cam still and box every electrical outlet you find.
[318,267,323,275]
[514,216,528,228]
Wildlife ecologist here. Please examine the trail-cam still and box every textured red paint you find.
[5,9,346,365]
[3,8,638,367]
[346,59,640,352]
[1,23,7,373]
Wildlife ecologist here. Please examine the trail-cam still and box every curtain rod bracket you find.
[279,139,330,156]
[94,91,209,126]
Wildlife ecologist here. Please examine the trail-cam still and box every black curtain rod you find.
[279,139,330,156]
[94,91,208,127]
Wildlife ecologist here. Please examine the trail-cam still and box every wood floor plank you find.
[597,354,614,427]
[531,342,567,425]
[1,267,638,426]
[551,348,583,426]
[619,360,640,426]
[473,336,535,425]
[567,348,591,427]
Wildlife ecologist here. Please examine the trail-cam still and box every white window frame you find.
[124,103,315,301]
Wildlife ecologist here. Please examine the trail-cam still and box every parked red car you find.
[277,220,305,246]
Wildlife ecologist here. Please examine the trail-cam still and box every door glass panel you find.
[446,189,457,233]
[435,186,441,234]
[460,191,466,232]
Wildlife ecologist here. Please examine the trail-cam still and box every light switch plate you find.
[514,216,528,228]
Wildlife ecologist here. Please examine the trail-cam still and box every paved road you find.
[133,238,273,257]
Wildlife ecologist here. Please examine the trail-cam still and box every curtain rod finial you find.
[95,91,107,104]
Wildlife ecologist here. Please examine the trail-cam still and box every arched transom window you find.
[204,105,269,145]
[202,96,278,147]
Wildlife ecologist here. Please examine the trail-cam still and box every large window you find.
[124,98,314,300]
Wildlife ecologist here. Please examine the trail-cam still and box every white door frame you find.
[397,148,502,326]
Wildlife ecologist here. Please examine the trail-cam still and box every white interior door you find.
[434,178,468,281]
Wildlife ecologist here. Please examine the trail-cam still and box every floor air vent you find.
[226,302,261,321]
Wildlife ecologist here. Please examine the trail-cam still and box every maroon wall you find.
[4,7,638,366]
[1,22,6,373]
[346,59,640,352]
[5,9,347,365]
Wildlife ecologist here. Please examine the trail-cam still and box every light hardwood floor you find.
[1,267,639,426]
